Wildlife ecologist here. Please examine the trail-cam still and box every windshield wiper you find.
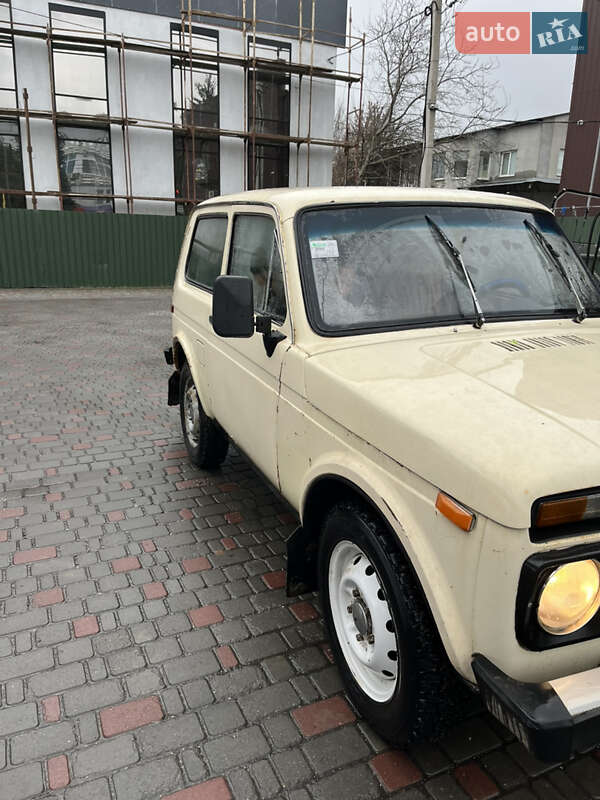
[424,215,485,329]
[524,219,587,323]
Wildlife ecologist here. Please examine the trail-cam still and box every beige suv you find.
[166,186,600,761]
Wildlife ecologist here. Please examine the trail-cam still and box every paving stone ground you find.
[0,288,597,800]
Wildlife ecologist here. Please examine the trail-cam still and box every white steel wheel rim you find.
[328,540,399,702]
[183,382,201,447]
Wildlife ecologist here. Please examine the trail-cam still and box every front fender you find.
[298,452,481,681]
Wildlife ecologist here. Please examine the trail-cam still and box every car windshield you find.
[298,204,600,333]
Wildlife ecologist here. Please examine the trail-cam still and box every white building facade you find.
[0,0,349,214]
[399,114,568,208]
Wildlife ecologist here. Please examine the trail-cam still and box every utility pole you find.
[420,0,442,187]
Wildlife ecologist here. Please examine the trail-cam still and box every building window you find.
[478,151,490,180]
[0,0,17,109]
[50,6,112,212]
[57,126,113,212]
[499,150,516,177]
[453,151,468,178]
[557,148,565,177]
[171,25,219,214]
[0,2,24,207]
[398,155,418,187]
[248,37,290,189]
[432,154,445,181]
[0,119,25,208]
[174,136,219,213]
[50,5,107,115]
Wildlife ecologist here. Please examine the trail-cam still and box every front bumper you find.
[473,654,600,762]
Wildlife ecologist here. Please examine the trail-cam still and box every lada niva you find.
[165,187,600,761]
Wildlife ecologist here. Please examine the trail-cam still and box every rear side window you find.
[228,215,287,321]
[185,216,228,290]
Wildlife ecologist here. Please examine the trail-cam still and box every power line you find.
[363,5,430,48]
[327,3,431,63]
[436,107,600,126]
[362,0,460,49]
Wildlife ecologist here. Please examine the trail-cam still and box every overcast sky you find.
[345,0,583,121]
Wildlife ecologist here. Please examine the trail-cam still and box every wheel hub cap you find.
[329,540,399,703]
[351,596,371,639]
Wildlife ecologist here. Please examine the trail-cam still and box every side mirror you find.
[212,275,254,338]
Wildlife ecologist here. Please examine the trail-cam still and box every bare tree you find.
[335,0,505,186]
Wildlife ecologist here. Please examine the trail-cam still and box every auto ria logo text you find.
[455,12,587,55]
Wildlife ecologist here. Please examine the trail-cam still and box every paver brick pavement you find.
[0,289,596,798]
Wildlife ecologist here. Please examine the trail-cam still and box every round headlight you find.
[537,559,600,635]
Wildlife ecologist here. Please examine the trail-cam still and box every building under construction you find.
[0,0,363,215]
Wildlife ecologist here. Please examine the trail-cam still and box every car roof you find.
[197,186,551,219]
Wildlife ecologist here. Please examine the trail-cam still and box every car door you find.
[208,207,291,488]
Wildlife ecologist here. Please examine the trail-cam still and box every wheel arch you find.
[172,338,187,371]
[287,467,471,678]
[290,473,428,609]
[171,334,213,417]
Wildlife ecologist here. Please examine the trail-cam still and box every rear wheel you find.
[319,500,460,744]
[179,362,228,469]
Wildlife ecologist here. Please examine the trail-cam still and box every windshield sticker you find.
[310,239,339,259]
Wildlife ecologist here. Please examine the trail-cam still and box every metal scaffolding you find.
[0,2,364,213]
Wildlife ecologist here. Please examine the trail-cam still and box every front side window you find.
[557,148,565,177]
[57,126,113,212]
[248,38,290,189]
[298,204,600,334]
[453,151,468,178]
[171,25,219,213]
[0,119,25,208]
[185,215,228,289]
[228,215,286,320]
[500,150,516,177]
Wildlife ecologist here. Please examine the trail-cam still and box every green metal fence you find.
[0,208,188,288]
[558,216,600,273]
[0,207,596,289]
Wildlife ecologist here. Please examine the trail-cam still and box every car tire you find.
[319,499,463,744]
[179,362,229,469]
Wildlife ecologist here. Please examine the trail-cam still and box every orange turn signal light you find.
[436,492,475,532]
[535,496,588,528]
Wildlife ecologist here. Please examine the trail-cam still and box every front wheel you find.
[179,363,229,469]
[319,501,459,745]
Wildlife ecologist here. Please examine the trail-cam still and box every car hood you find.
[303,326,600,529]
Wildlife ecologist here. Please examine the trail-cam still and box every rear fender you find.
[171,335,213,418]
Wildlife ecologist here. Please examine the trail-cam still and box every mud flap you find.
[168,370,180,406]
[286,525,318,597]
